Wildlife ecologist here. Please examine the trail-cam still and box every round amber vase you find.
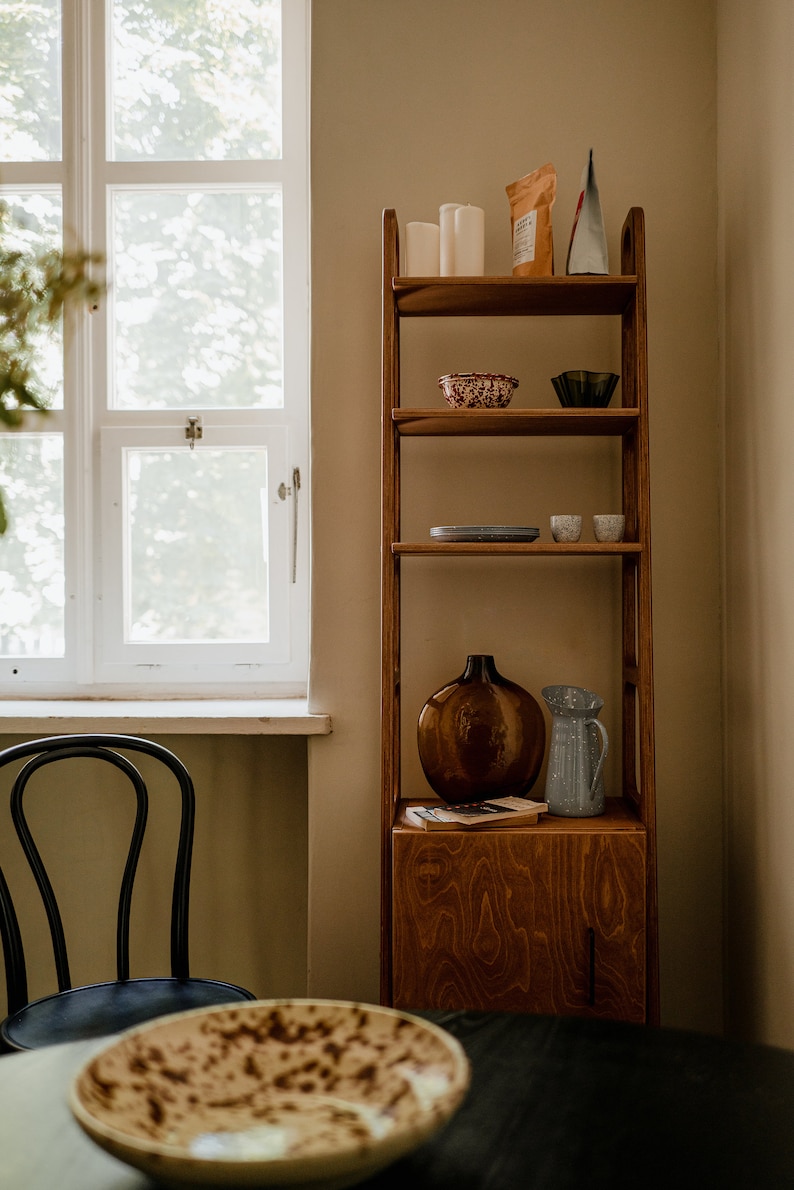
[417,654,546,804]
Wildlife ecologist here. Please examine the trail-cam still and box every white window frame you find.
[99,424,291,676]
[0,0,310,699]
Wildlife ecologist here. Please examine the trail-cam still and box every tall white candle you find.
[405,222,440,275]
[439,203,463,275]
[453,204,485,275]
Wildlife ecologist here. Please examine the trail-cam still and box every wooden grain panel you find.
[393,275,637,317]
[392,829,646,1022]
[393,409,639,437]
[397,796,644,833]
[380,207,401,1001]
[393,542,642,557]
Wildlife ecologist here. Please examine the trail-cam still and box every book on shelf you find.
[404,796,548,831]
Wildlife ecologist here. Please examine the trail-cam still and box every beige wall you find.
[719,0,794,1048]
[0,735,309,1003]
[309,0,723,1031]
[2,3,731,1039]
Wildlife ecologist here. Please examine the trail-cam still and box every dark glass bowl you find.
[551,370,619,408]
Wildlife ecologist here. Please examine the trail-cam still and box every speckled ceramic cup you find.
[593,514,625,542]
[550,515,582,543]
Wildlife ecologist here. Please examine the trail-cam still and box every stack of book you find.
[404,796,547,831]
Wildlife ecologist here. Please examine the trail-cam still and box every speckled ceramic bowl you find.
[438,372,518,408]
[69,999,470,1190]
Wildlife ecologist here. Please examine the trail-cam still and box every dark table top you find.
[380,1010,794,1189]
[4,1008,794,1189]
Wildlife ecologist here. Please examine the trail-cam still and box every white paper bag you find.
[566,149,609,275]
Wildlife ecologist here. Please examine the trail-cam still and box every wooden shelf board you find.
[394,797,644,833]
[393,275,637,317]
[393,542,642,557]
[394,408,639,436]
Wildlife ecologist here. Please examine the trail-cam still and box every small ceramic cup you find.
[550,515,582,543]
[593,514,625,542]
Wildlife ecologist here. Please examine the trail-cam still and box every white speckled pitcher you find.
[541,685,608,817]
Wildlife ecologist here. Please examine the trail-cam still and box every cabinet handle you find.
[588,927,596,1006]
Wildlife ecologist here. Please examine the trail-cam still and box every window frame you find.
[98,423,292,674]
[0,0,310,698]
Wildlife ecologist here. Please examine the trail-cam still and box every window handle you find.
[278,467,301,583]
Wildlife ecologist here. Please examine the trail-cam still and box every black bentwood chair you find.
[0,734,256,1052]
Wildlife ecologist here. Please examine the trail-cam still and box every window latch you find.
[185,415,203,449]
[278,467,301,583]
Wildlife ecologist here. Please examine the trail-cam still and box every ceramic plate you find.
[430,525,540,542]
[69,999,470,1189]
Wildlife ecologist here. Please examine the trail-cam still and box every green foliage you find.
[0,0,62,161]
[0,200,103,531]
[127,448,269,641]
[112,0,281,162]
[113,188,282,410]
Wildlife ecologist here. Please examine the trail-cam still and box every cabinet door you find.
[391,828,647,1023]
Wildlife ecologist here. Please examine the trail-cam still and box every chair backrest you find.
[0,734,196,1016]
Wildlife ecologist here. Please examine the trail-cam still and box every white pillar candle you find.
[439,203,463,275]
[405,222,440,276]
[453,204,485,275]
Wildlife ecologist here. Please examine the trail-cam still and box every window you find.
[0,0,309,696]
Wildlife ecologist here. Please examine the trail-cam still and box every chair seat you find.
[1,977,257,1052]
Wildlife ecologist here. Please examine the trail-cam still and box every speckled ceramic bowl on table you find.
[438,372,518,408]
[69,998,470,1190]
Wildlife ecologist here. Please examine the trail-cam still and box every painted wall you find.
[719,0,794,1048]
[1,3,729,1039]
[0,735,308,1003]
[308,0,723,1031]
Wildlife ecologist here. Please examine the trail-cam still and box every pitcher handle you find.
[585,718,609,800]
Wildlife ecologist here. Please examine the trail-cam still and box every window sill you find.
[0,699,332,736]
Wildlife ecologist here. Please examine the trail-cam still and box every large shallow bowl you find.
[438,372,518,408]
[551,370,619,408]
[69,999,470,1190]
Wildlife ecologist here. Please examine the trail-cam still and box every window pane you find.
[112,189,283,410]
[125,447,269,643]
[110,0,281,161]
[0,189,64,410]
[0,0,62,161]
[0,434,65,657]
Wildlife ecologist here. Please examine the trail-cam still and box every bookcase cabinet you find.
[380,207,658,1024]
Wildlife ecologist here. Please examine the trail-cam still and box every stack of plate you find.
[430,525,540,543]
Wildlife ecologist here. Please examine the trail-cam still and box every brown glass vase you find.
[417,654,546,804]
